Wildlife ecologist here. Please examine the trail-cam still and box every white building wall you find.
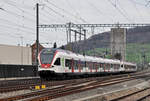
[0,44,32,65]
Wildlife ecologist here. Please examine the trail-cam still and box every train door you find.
[99,63,102,72]
[65,59,71,73]
[53,57,62,72]
[61,57,65,72]
[120,64,124,72]
[114,64,117,72]
[100,63,103,72]
[90,62,93,73]
[71,58,74,73]
[74,60,78,72]
[104,63,106,72]
[95,63,97,72]
[78,60,81,73]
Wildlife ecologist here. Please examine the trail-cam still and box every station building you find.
[31,42,44,65]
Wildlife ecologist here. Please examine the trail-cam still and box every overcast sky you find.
[0,0,150,47]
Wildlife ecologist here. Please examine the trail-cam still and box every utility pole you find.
[91,26,95,35]
[83,29,86,41]
[79,25,82,41]
[36,3,39,66]
[83,29,86,55]
[20,36,23,65]
[68,22,71,43]
[74,30,77,42]
[66,27,68,44]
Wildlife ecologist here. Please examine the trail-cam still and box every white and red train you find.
[38,48,137,79]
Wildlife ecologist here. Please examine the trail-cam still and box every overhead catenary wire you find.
[128,0,144,22]
[1,8,35,22]
[131,0,150,18]
[0,18,34,31]
[117,0,135,23]
[44,5,70,22]
[86,0,114,22]
[107,0,133,23]
[1,0,57,40]
[0,24,50,41]
[0,24,35,35]
[145,0,150,6]
[65,0,88,23]
[129,0,147,6]
[2,0,34,10]
[2,0,51,23]
[0,32,20,38]
[0,0,150,47]
[44,0,88,23]
[41,7,63,22]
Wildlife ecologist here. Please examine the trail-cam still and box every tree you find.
[60,45,65,49]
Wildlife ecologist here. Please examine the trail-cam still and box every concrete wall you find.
[111,28,126,61]
[0,65,37,78]
[0,44,32,65]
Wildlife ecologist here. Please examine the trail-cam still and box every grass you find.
[84,43,150,64]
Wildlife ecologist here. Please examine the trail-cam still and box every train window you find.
[107,64,109,69]
[111,64,113,68]
[121,65,123,67]
[85,61,86,67]
[92,63,94,69]
[86,62,90,69]
[80,61,85,68]
[88,62,92,69]
[65,59,71,67]
[40,49,55,64]
[74,60,78,70]
[95,63,98,69]
[100,63,103,68]
[124,65,127,68]
[104,64,106,68]
[54,58,60,66]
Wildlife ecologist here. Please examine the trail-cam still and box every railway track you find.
[0,77,40,87]
[0,71,145,93]
[0,71,150,101]
[109,87,150,101]
[0,78,82,93]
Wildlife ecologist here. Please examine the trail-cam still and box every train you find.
[38,48,137,79]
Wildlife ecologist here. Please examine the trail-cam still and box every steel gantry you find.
[39,22,150,44]
[39,23,150,28]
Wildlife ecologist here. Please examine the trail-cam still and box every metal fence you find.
[0,64,38,78]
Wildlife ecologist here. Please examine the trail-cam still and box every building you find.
[0,44,32,65]
[31,42,44,65]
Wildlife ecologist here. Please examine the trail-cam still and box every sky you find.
[0,0,150,47]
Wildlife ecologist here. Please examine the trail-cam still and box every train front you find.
[38,48,57,79]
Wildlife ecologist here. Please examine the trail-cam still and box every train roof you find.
[43,48,135,65]
[52,48,121,64]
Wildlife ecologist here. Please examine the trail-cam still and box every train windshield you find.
[40,49,55,64]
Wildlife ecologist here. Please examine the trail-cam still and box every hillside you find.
[85,43,150,64]
[64,26,150,64]
[68,26,150,52]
